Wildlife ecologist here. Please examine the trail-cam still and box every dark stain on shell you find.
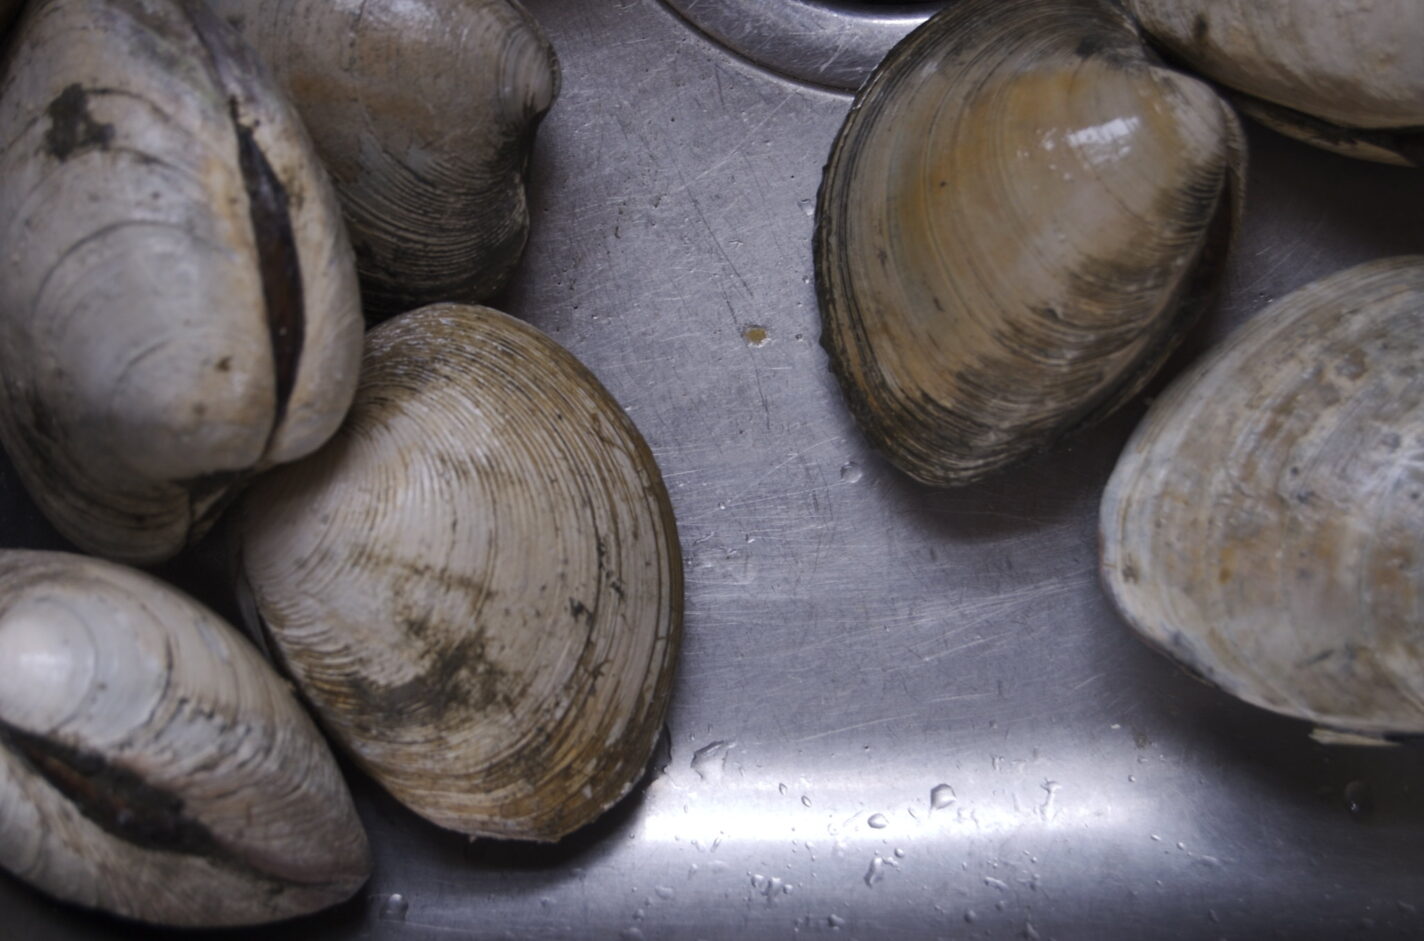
[43,84,114,161]
[0,720,221,856]
[335,633,517,721]
[229,102,305,437]
[1190,13,1209,45]
[1239,95,1424,168]
[181,0,307,436]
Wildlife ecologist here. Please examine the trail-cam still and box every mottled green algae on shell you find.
[238,303,682,841]
[1100,257,1424,738]
[815,0,1243,487]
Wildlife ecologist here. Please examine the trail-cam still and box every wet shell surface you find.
[1100,257,1424,738]
[238,304,682,841]
[210,0,560,320]
[1127,0,1424,166]
[0,0,363,564]
[815,0,1243,487]
[0,549,371,926]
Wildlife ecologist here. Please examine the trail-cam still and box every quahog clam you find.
[815,0,1244,487]
[1127,0,1424,167]
[1100,257,1424,739]
[0,0,363,564]
[238,303,682,841]
[209,0,560,320]
[0,549,371,926]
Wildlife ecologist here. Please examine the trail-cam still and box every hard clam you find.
[1100,257,1424,738]
[815,0,1244,487]
[0,0,364,563]
[0,549,371,926]
[210,0,560,320]
[1127,0,1424,167]
[237,303,682,841]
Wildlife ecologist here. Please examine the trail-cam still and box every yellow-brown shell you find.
[816,0,1243,487]
[1100,257,1424,738]
[238,304,682,841]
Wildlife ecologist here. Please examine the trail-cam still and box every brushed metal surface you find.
[661,0,933,89]
[5,1,1424,938]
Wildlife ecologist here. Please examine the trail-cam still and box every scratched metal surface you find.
[8,1,1424,938]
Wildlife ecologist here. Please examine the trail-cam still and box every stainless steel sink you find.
[7,1,1424,937]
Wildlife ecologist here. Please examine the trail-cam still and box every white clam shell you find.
[209,0,560,319]
[0,549,370,926]
[1127,0,1424,166]
[0,0,363,563]
[238,303,682,840]
[815,0,1244,487]
[1100,257,1424,737]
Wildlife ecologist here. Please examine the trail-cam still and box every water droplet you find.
[801,795,812,807]
[838,461,864,483]
[893,848,905,858]
[996,899,1007,912]
[655,886,675,900]
[379,893,409,921]
[930,783,957,810]
[1039,780,1060,820]
[1127,775,1136,783]
[751,873,788,903]
[798,198,815,217]
[828,914,847,930]
[742,325,770,347]
[864,856,886,887]
[867,813,888,829]
[1345,780,1374,818]
[964,909,978,924]
[717,502,727,511]
[690,740,733,781]
[1025,920,1042,939]
[778,782,788,795]
[984,876,1009,891]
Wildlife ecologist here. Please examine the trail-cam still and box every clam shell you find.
[1128,0,1424,167]
[210,0,560,320]
[0,549,370,926]
[238,303,682,841]
[1100,257,1424,738]
[0,0,363,563]
[815,0,1243,487]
